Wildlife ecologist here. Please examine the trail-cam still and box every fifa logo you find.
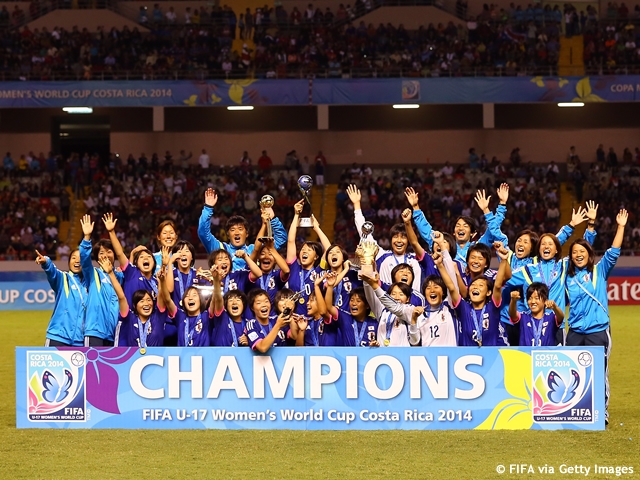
[27,350,86,422]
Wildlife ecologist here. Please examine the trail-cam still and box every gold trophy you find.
[258,194,275,243]
[297,175,313,228]
[357,240,379,280]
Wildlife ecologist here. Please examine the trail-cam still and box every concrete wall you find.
[357,6,462,28]
[109,127,640,166]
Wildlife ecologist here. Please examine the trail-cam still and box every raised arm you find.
[197,188,222,254]
[312,214,331,251]
[209,265,224,316]
[556,207,588,246]
[508,291,520,324]
[78,214,96,284]
[371,280,415,324]
[434,252,460,306]
[324,271,340,319]
[493,244,510,305]
[99,258,128,317]
[250,211,270,263]
[236,249,262,280]
[612,209,627,249]
[545,299,565,326]
[157,247,173,313]
[407,187,434,250]
[286,200,304,263]
[36,250,62,291]
[401,208,424,258]
[361,273,385,320]
[102,212,128,267]
[583,200,598,246]
[313,272,329,320]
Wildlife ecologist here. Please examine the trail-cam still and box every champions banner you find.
[0,76,639,107]
[16,346,604,430]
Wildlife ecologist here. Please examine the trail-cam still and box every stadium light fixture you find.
[393,104,420,109]
[227,106,254,111]
[62,107,93,114]
[557,102,584,107]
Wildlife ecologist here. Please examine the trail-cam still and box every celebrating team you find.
[37,182,626,420]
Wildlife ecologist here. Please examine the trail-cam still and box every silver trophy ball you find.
[259,194,275,209]
[298,175,313,194]
[361,221,374,237]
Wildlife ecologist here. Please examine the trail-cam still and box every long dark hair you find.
[567,239,595,277]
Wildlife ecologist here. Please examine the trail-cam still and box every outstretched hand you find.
[204,188,218,207]
[34,249,47,265]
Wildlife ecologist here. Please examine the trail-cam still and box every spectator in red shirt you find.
[258,150,273,172]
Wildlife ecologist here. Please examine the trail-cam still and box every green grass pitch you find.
[0,308,638,479]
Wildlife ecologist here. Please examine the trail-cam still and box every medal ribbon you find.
[537,260,559,288]
[177,268,195,299]
[385,312,395,345]
[184,313,201,347]
[470,304,487,346]
[353,319,367,346]
[531,316,544,346]
[229,317,245,347]
[138,317,151,348]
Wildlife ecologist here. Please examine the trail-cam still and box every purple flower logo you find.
[83,348,137,414]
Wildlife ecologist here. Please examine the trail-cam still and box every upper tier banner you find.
[16,346,604,430]
[0,76,638,107]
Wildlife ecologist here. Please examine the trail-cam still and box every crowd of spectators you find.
[0,148,327,259]
[575,144,640,253]
[0,152,66,260]
[2,1,640,79]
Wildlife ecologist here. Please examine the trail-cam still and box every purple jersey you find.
[245,315,289,350]
[223,269,255,294]
[336,308,378,347]
[287,261,322,315]
[514,311,559,347]
[456,261,497,291]
[454,298,508,347]
[210,310,247,347]
[172,309,211,347]
[416,250,438,280]
[122,262,159,307]
[246,269,288,305]
[325,269,362,309]
[117,308,167,347]
[171,268,197,307]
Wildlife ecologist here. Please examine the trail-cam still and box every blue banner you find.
[16,346,604,430]
[0,76,638,107]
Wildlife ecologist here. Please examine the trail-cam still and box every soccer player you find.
[160,249,212,347]
[79,215,122,347]
[362,273,412,347]
[325,285,378,347]
[248,214,291,303]
[564,208,627,424]
[209,267,250,347]
[35,248,86,347]
[346,184,422,291]
[153,219,178,272]
[205,248,262,295]
[322,243,361,309]
[197,188,287,270]
[439,245,509,346]
[508,283,564,346]
[244,289,294,352]
[105,256,168,348]
[407,185,509,268]
[163,240,197,345]
[286,200,325,314]
[291,273,332,346]
[455,243,496,299]
[102,212,159,307]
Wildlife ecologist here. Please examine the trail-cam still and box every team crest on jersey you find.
[268,276,276,289]
[344,280,352,293]
[195,320,203,333]
[532,350,595,423]
[482,316,489,330]
[227,279,238,291]
[27,350,86,422]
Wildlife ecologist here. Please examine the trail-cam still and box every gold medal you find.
[476,339,482,347]
[140,348,147,355]
[299,298,305,304]
[384,339,390,346]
